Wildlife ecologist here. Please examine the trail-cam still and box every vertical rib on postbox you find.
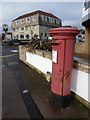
[49,27,80,108]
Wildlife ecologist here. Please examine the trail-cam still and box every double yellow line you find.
[0,54,16,59]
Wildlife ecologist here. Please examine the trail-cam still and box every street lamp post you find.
[3,24,8,40]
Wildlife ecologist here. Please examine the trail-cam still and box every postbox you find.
[49,27,80,108]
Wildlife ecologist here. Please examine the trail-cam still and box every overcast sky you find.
[1,2,84,32]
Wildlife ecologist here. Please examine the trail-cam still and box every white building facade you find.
[12,10,62,40]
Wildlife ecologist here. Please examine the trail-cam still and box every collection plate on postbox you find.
[52,50,57,63]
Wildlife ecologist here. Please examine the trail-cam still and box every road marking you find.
[10,50,19,53]
[0,54,16,58]
[23,89,28,94]
[7,61,18,66]
[0,59,3,61]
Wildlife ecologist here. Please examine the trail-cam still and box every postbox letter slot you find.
[52,43,60,45]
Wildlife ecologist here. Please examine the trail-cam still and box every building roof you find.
[12,10,60,21]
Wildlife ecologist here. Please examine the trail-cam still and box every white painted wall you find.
[26,52,89,102]
[26,52,52,74]
[71,69,89,102]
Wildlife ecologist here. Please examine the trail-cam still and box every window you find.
[55,19,56,24]
[16,35,19,39]
[50,18,53,23]
[22,19,24,23]
[27,17,30,21]
[26,34,29,40]
[42,15,44,20]
[47,17,49,21]
[57,20,60,24]
[40,33,43,38]
[49,17,51,22]
[44,16,47,21]
[20,34,24,39]
[15,20,19,25]
[26,17,30,22]
[20,19,25,23]
[52,19,55,23]
[21,27,24,30]
[50,18,55,23]
[32,15,36,21]
[56,19,60,24]
[56,19,58,24]
[17,21,19,24]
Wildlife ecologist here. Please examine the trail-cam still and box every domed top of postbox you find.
[48,27,80,40]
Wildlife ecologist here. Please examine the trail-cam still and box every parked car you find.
[2,39,13,45]
[9,39,20,45]
[2,39,21,45]
[75,39,84,43]
[3,39,11,42]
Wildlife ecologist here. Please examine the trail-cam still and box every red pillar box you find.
[49,27,80,108]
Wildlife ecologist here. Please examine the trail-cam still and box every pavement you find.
[1,44,90,119]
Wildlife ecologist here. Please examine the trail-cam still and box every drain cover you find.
[7,61,18,66]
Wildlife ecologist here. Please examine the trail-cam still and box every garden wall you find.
[19,45,90,108]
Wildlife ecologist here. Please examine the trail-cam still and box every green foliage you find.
[28,38,52,51]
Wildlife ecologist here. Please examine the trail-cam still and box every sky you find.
[1,2,84,33]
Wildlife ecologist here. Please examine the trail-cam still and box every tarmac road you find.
[2,45,44,119]
[1,44,89,119]
[2,45,30,118]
